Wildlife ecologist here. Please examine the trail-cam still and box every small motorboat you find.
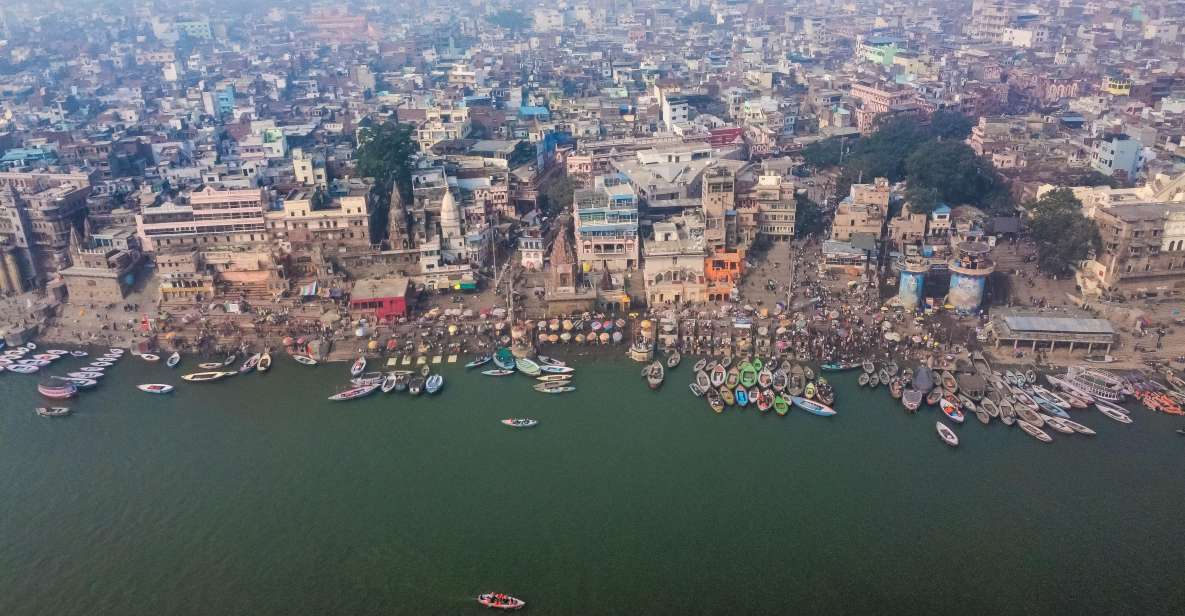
[501,419,538,428]
[941,370,958,392]
[645,360,664,390]
[465,355,492,369]
[926,388,943,406]
[38,382,78,399]
[695,370,711,391]
[516,357,541,376]
[140,353,161,362]
[1060,418,1096,436]
[108,348,125,355]
[18,359,50,366]
[936,421,959,447]
[33,353,60,361]
[350,356,367,377]
[707,388,724,413]
[536,385,575,394]
[51,376,96,389]
[137,384,175,394]
[83,365,107,372]
[352,372,385,386]
[820,362,860,372]
[1026,369,1037,384]
[939,397,965,423]
[198,362,224,370]
[181,371,236,383]
[804,381,816,399]
[889,378,903,399]
[476,593,525,610]
[719,387,735,406]
[70,350,89,358]
[292,355,318,366]
[868,374,880,388]
[36,406,71,417]
[239,353,261,374]
[1018,420,1053,443]
[257,351,271,373]
[538,364,575,374]
[666,351,681,369]
[1095,402,1133,424]
[482,369,515,377]
[774,394,790,416]
[166,352,181,368]
[757,389,774,412]
[67,371,103,379]
[757,367,773,389]
[790,396,836,416]
[862,360,875,374]
[689,383,705,397]
[771,370,787,392]
[6,364,38,374]
[222,353,237,367]
[328,382,381,401]
[493,348,516,370]
[980,398,1000,418]
[735,387,749,407]
[408,376,424,395]
[419,364,431,377]
[1040,414,1075,434]
[393,372,411,392]
[425,374,443,394]
[381,373,398,393]
[89,361,113,367]
[693,358,707,373]
[878,367,891,384]
[538,374,571,383]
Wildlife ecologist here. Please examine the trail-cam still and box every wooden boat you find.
[425,374,444,394]
[719,355,732,369]
[878,368,891,384]
[181,371,236,383]
[137,383,174,394]
[1040,414,1075,434]
[936,422,959,447]
[329,382,381,401]
[36,406,71,417]
[392,372,410,392]
[941,370,958,392]
[774,394,790,416]
[67,371,103,379]
[166,352,180,368]
[751,357,764,373]
[771,370,787,392]
[804,381,816,399]
[975,409,990,424]
[198,362,224,370]
[903,389,922,412]
[493,348,516,371]
[939,397,965,423]
[926,388,943,406]
[140,353,161,362]
[958,394,977,413]
[515,357,541,376]
[538,364,575,374]
[719,387,735,406]
[707,388,724,413]
[725,366,740,390]
[222,353,237,367]
[292,354,317,366]
[735,387,749,407]
[816,380,836,406]
[1035,397,1071,419]
[738,361,757,388]
[237,353,261,374]
[350,356,366,377]
[51,376,97,389]
[901,367,913,382]
[689,383,705,397]
[1011,389,1039,411]
[790,396,835,416]
[862,360,875,374]
[757,389,774,412]
[1032,386,1070,409]
[256,351,271,373]
[1060,418,1096,436]
[858,372,870,387]
[868,374,880,388]
[645,361,664,390]
[980,398,1000,418]
[483,369,515,377]
[1014,405,1044,427]
[538,374,572,383]
[537,355,566,367]
[408,376,424,395]
[477,593,525,610]
[695,371,711,391]
[710,364,726,388]
[1018,420,1053,443]
[667,351,681,369]
[821,362,860,372]
[420,364,431,377]
[465,355,492,369]
[1025,369,1037,384]
[501,419,538,428]
[788,364,804,396]
[381,373,398,393]
[693,358,707,373]
[38,382,78,399]
[889,378,903,399]
[757,367,773,389]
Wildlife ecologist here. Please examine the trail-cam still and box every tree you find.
[509,141,535,167]
[356,120,419,241]
[904,185,941,215]
[1025,188,1102,277]
[540,176,578,215]
[929,110,974,140]
[905,140,1001,207]
[794,193,826,238]
[801,137,846,168]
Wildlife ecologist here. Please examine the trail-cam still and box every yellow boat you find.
[804,381,816,399]
[720,387,735,406]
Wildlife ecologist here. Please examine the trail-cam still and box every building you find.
[1092,133,1143,181]
[267,185,371,250]
[413,107,470,151]
[518,228,544,271]
[751,170,797,241]
[136,186,268,252]
[573,174,639,273]
[701,165,735,250]
[349,277,411,321]
[830,178,889,243]
[642,212,707,306]
[988,309,1117,355]
[1078,202,1185,296]
[59,226,143,304]
[0,182,90,285]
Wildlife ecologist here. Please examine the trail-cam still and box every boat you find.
[36,406,71,417]
[820,362,860,372]
[1060,418,1096,436]
[38,382,78,399]
[51,376,96,389]
[735,387,749,407]
[6,364,38,374]
[757,390,773,412]
[222,353,237,367]
[23,342,35,349]
[1014,405,1044,427]
[350,356,367,377]
[516,357,541,376]
[18,359,50,366]
[420,364,431,377]
[166,352,180,368]
[538,355,566,367]
[535,384,575,394]
[89,361,113,367]
[1035,397,1071,419]
[725,366,740,390]
[771,370,787,392]
[804,381,816,399]
[858,372,870,387]
[738,361,757,388]
[1094,400,1132,423]
[83,365,106,372]
[941,370,958,392]
[926,388,943,406]
[408,376,424,395]
[789,364,805,396]
[180,371,236,383]
[239,353,262,374]
[975,409,990,424]
[476,593,525,610]
[958,394,977,413]
[538,374,573,383]
[903,389,922,412]
[67,371,103,379]
[889,378,903,399]
[137,384,174,394]
[328,382,381,401]
[69,350,88,358]
[493,348,516,371]
[425,374,443,394]
[292,355,318,366]
[980,398,1000,418]
[645,361,665,389]
[1040,414,1075,434]
[936,422,959,447]
[939,397,965,423]
[1026,369,1037,384]
[862,360,875,374]
[693,358,707,373]
[33,353,60,361]
[1018,420,1053,443]
[707,388,724,413]
[771,394,788,415]
[538,364,575,374]
[381,373,398,393]
[710,364,726,388]
[816,379,836,406]
[868,374,880,388]
[689,383,704,397]
[108,348,124,355]
[720,356,732,369]
[719,387,735,406]
[198,362,224,370]
[257,351,271,373]
[695,370,711,391]
[878,367,891,384]
[667,351,681,369]
[757,367,773,389]
[482,369,515,377]
[501,419,538,428]
[790,396,836,416]
[465,355,492,369]
[140,353,161,362]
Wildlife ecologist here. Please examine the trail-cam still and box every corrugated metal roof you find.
[1003,316,1115,335]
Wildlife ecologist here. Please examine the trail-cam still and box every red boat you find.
[38,382,78,399]
[477,593,525,610]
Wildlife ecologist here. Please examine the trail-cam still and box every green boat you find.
[739,361,758,388]
[752,357,764,373]
[774,395,790,416]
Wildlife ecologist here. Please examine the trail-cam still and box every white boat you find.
[501,418,539,428]
[1060,418,1096,436]
[515,357,541,376]
[51,376,97,389]
[197,362,224,370]
[108,348,125,355]
[239,353,261,373]
[70,350,89,358]
[36,406,71,417]
[936,422,959,447]
[537,364,575,374]
[1095,403,1133,424]
[67,371,104,379]
[425,374,444,394]
[166,352,181,368]
[46,349,69,356]
[350,356,366,377]
[482,369,515,377]
[181,371,236,383]
[1018,420,1053,443]
[6,364,39,374]
[293,354,318,366]
[137,383,175,394]
[256,351,271,373]
[1040,414,1075,434]
[89,361,113,367]
[329,382,381,401]
[140,353,161,362]
[17,359,50,366]
[537,356,566,367]
[82,365,106,372]
[381,373,398,393]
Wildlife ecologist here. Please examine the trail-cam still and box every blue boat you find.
[819,362,860,372]
[492,348,516,371]
[735,388,749,407]
[790,396,837,416]
[1035,398,1070,418]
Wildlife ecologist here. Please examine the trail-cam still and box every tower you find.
[947,241,995,313]
[387,185,410,249]
[438,189,464,261]
[548,224,576,293]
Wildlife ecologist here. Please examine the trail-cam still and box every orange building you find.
[705,249,744,301]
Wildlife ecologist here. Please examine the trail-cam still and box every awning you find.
[453,281,477,291]
[299,281,318,296]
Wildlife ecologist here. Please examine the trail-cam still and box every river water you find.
[2,352,1183,615]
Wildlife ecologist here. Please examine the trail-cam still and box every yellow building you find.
[1101,75,1132,96]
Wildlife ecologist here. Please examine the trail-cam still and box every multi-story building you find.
[848,82,917,134]
[751,170,797,242]
[642,212,707,306]
[413,106,471,151]
[267,185,371,251]
[136,186,268,252]
[830,178,890,243]
[0,182,90,285]
[701,165,735,251]
[1092,133,1144,181]
[573,174,639,273]
[1079,203,1185,295]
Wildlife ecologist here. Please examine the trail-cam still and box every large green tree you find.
[356,120,419,241]
[794,193,826,238]
[929,110,974,140]
[905,140,1001,208]
[540,176,578,215]
[1025,188,1101,277]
